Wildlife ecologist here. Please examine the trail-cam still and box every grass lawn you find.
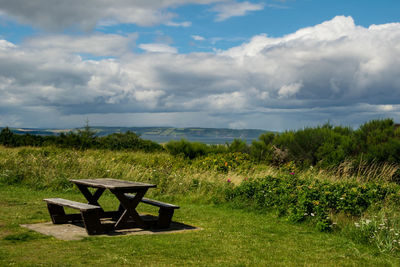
[1,185,399,266]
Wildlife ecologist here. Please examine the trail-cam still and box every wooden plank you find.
[43,198,101,211]
[125,194,180,209]
[70,178,156,190]
[141,198,180,209]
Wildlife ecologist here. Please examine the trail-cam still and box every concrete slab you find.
[21,219,201,241]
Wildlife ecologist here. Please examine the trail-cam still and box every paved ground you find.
[21,220,200,241]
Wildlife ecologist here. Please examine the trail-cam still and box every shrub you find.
[165,139,208,159]
[228,139,250,154]
[99,131,163,152]
[250,132,275,163]
[226,175,400,231]
[194,152,251,173]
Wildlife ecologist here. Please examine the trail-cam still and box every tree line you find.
[2,118,400,168]
[165,118,400,168]
[0,126,163,152]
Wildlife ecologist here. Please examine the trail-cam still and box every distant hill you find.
[1,126,269,144]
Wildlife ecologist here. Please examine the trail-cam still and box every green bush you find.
[194,152,251,173]
[228,139,250,154]
[165,139,208,159]
[226,175,400,231]
[99,131,163,152]
[0,126,162,153]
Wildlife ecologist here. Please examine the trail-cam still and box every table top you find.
[70,178,156,190]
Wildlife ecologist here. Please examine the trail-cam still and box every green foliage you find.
[273,124,353,167]
[226,175,400,231]
[228,139,250,153]
[345,214,400,253]
[100,131,163,152]
[165,139,208,159]
[248,119,400,173]
[0,125,162,152]
[354,119,400,163]
[250,132,275,163]
[194,152,251,173]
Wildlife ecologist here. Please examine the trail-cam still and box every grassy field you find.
[1,185,399,266]
[1,146,400,266]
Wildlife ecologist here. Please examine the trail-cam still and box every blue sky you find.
[0,0,400,131]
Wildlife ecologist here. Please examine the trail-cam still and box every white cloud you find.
[278,82,303,98]
[139,43,178,53]
[0,39,17,49]
[211,1,264,21]
[0,0,222,30]
[192,35,205,41]
[165,21,192,27]
[1,16,400,130]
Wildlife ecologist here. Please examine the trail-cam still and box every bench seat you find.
[124,194,179,228]
[43,198,103,235]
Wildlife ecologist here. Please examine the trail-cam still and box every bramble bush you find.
[194,152,252,173]
[225,175,400,231]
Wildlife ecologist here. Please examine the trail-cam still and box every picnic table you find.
[43,178,179,235]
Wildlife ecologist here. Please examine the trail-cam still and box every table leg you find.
[75,184,106,216]
[112,189,148,229]
[76,184,105,206]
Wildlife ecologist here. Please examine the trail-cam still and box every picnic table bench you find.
[124,194,180,228]
[43,198,103,235]
[43,178,180,235]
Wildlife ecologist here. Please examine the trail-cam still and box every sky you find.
[0,0,400,131]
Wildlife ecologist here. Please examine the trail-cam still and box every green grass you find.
[1,185,399,266]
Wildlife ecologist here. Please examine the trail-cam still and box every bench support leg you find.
[157,208,175,228]
[81,210,103,235]
[47,203,67,224]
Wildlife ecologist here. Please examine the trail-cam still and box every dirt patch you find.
[21,219,201,241]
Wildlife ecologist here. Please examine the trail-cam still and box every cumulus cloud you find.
[0,0,222,30]
[138,43,178,53]
[1,16,400,130]
[211,1,264,21]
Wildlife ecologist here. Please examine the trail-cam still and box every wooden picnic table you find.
[45,178,182,235]
[69,178,157,230]
[44,178,180,234]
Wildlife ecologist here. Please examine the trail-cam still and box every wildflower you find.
[290,172,295,175]
[227,178,231,183]
[304,213,308,216]
[312,200,320,206]
[365,219,371,224]
[310,213,315,217]
[354,223,360,227]
[225,162,228,167]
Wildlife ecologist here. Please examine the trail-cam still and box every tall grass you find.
[1,146,398,192]
[2,145,400,253]
[319,160,400,183]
